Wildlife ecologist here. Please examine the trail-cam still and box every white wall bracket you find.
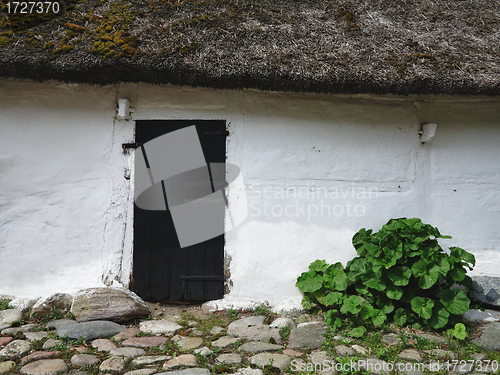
[116,99,135,121]
[419,123,437,143]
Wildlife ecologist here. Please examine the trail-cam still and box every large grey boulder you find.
[30,293,73,319]
[470,276,500,307]
[472,322,500,350]
[71,287,149,322]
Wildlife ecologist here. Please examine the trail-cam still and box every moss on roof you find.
[0,0,499,95]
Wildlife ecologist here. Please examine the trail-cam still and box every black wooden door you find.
[132,120,226,301]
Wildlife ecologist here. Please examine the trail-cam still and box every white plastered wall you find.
[1,79,499,310]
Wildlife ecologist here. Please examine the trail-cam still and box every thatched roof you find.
[1,0,499,95]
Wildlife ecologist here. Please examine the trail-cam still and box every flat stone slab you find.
[113,327,141,341]
[163,354,197,369]
[472,322,500,350]
[238,341,284,353]
[216,353,242,364]
[122,336,167,347]
[21,351,62,365]
[229,326,281,343]
[352,344,368,355]
[71,287,149,323]
[336,345,355,357]
[210,326,225,335]
[109,347,146,357]
[310,350,333,364]
[139,320,182,335]
[269,318,296,329]
[227,316,266,333]
[212,336,239,348]
[235,369,264,375]
[283,349,303,357]
[42,339,61,350]
[177,337,203,351]
[288,325,326,350]
[423,349,456,359]
[0,309,22,327]
[163,369,210,375]
[131,355,171,366]
[20,359,68,375]
[249,353,291,370]
[0,337,13,347]
[0,361,15,374]
[398,349,423,362]
[71,354,100,367]
[194,347,213,356]
[2,323,41,335]
[462,308,500,323]
[381,333,401,346]
[24,332,49,342]
[0,339,32,358]
[414,333,446,344]
[48,319,125,341]
[123,370,157,375]
[91,338,116,351]
[99,356,126,373]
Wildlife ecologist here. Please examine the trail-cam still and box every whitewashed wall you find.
[1,79,499,311]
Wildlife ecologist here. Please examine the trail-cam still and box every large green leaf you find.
[320,292,343,307]
[428,303,450,329]
[346,258,368,281]
[340,295,363,314]
[309,259,329,272]
[411,260,426,277]
[440,289,470,315]
[296,271,323,293]
[449,267,466,282]
[388,266,411,286]
[370,309,387,325]
[361,273,386,292]
[394,308,407,326]
[448,323,467,340]
[324,263,348,291]
[411,297,434,320]
[450,247,475,268]
[349,326,366,338]
[418,264,440,289]
[301,298,313,310]
[386,285,403,300]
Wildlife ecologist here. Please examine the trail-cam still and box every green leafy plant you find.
[296,218,475,336]
[227,308,239,320]
[279,326,291,341]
